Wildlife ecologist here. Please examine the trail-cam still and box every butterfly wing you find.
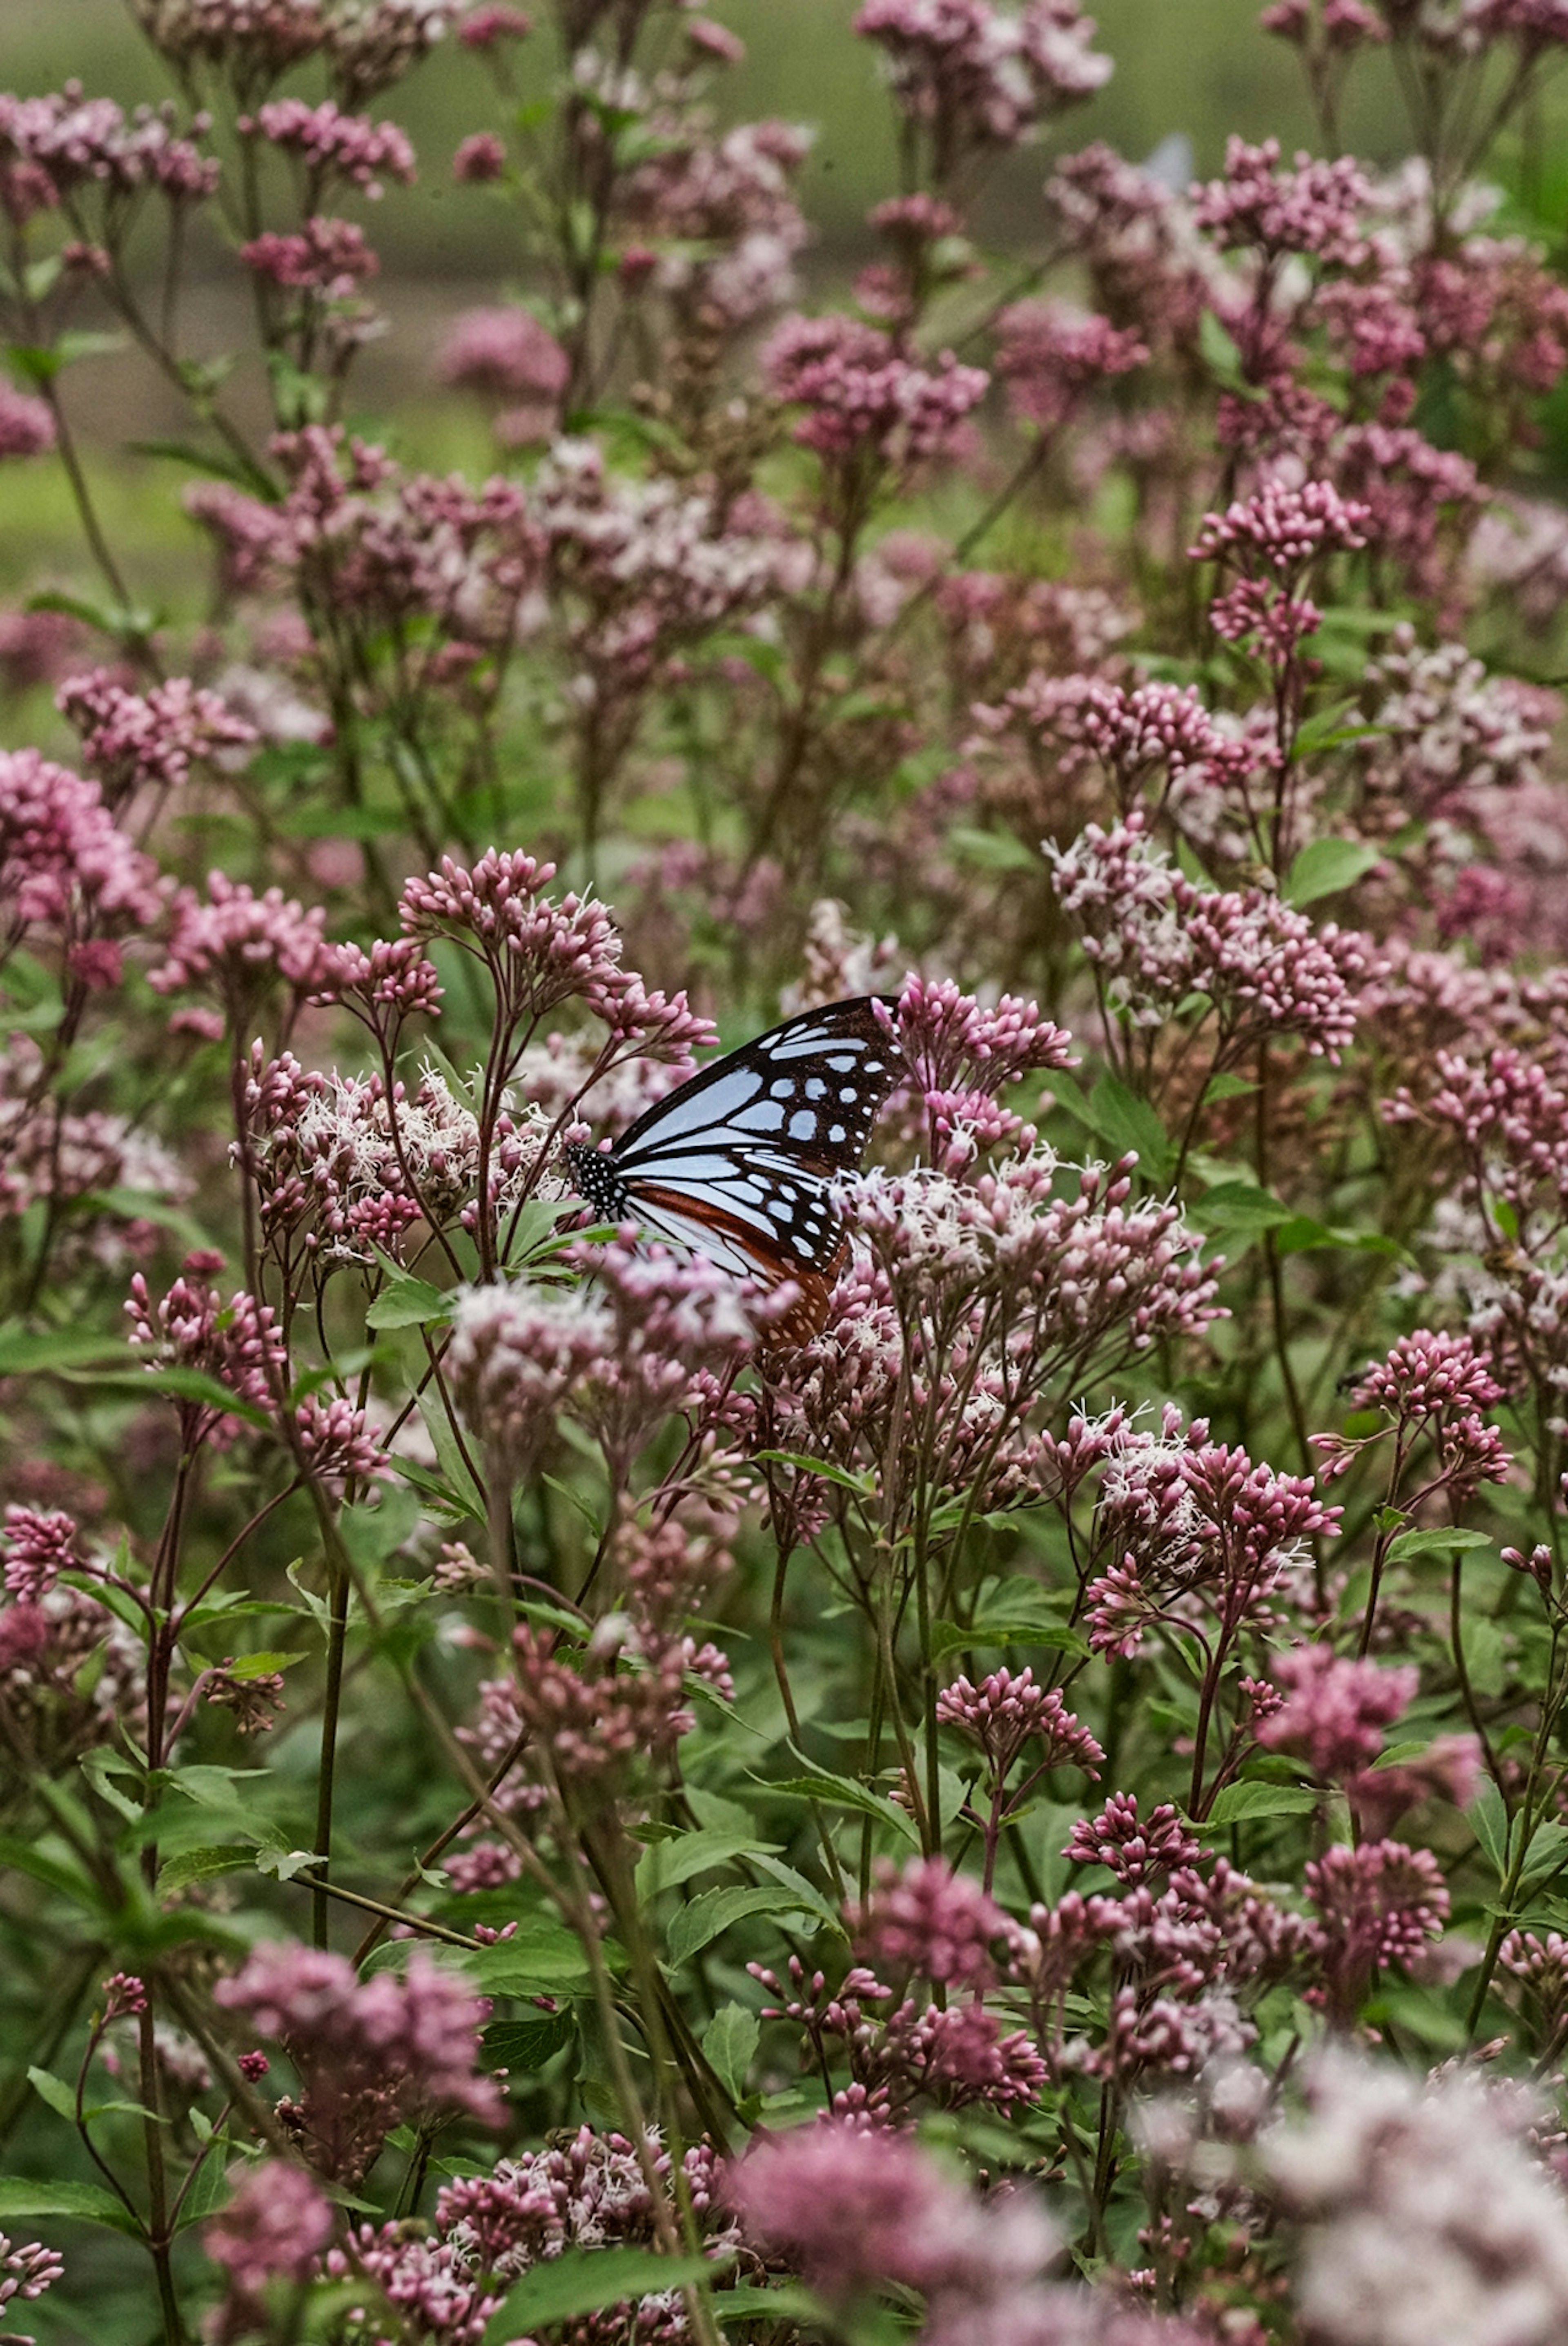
[565,997,900,1311]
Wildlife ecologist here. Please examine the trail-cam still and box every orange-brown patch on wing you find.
[633,1183,785,1273]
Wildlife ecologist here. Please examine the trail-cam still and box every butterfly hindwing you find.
[564,996,899,1291]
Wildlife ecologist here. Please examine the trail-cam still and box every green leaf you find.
[366,1270,451,1331]
[948,826,1040,873]
[1199,1780,1319,1829]
[1284,837,1382,908]
[666,1885,819,1969]
[715,2283,825,2330]
[1192,1181,1295,1232]
[1519,1819,1568,1892]
[417,1390,486,1523]
[1202,1071,1258,1103]
[0,1831,102,1909]
[1198,309,1254,394]
[60,1359,270,1428]
[747,1854,844,1933]
[28,2067,77,2122]
[129,437,274,498]
[701,2005,760,2102]
[635,1827,779,1905]
[0,1325,127,1375]
[1468,1779,1510,1878]
[1087,1075,1171,1184]
[481,2007,576,2071]
[470,1918,598,1995]
[761,1763,921,1849]
[750,1449,877,1496]
[0,2176,140,2235]
[930,1616,1090,1664]
[483,2248,726,2340]
[157,1845,256,1896]
[1385,1527,1493,1562]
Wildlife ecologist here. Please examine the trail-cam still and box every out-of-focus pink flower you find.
[851,1857,1011,1989]
[241,215,378,294]
[249,96,414,195]
[437,306,568,412]
[149,871,354,1006]
[764,312,989,468]
[0,746,162,938]
[453,129,506,180]
[1194,135,1371,263]
[996,299,1146,432]
[207,2160,331,2290]
[1256,1643,1415,1779]
[215,1941,501,2185]
[1265,2047,1568,2341]
[458,3,532,45]
[58,670,256,802]
[0,385,56,461]
[855,0,1111,167]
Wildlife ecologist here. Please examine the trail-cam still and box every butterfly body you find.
[563,996,900,1340]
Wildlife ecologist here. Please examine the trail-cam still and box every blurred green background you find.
[0,0,1410,284]
[0,0,1517,621]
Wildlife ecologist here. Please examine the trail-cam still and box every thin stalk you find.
[311,1556,352,1950]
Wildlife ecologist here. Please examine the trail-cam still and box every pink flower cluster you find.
[248,96,416,194]
[0,746,161,946]
[855,0,1111,173]
[764,314,989,469]
[126,1252,286,1445]
[57,670,256,802]
[214,1941,501,2184]
[1049,815,1370,1060]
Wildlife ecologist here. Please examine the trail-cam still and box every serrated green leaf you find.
[1202,1071,1258,1103]
[1468,1778,1510,1878]
[59,1359,270,1428]
[948,825,1040,873]
[27,2067,77,2122]
[157,1845,256,1896]
[635,1827,779,1905]
[701,2004,760,2101]
[0,2177,140,2235]
[0,1326,125,1375]
[1385,1527,1493,1562]
[366,1271,451,1330]
[714,2283,825,2330]
[761,1763,921,1849]
[1284,837,1382,908]
[1087,1075,1171,1184]
[750,1449,876,1496]
[483,2248,726,2340]
[417,1390,486,1523]
[666,1885,819,1969]
[470,1918,597,1994]
[1199,1780,1319,1829]
[930,1616,1091,1664]
[481,2008,576,2071]
[0,1831,102,1909]
[1193,1181,1295,1232]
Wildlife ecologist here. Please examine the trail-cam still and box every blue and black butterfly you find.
[562,996,900,1339]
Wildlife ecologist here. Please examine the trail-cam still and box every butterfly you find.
[562,996,901,1343]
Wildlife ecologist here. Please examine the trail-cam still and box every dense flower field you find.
[11,0,1568,2337]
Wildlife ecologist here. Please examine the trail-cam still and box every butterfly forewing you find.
[564,996,900,1292]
